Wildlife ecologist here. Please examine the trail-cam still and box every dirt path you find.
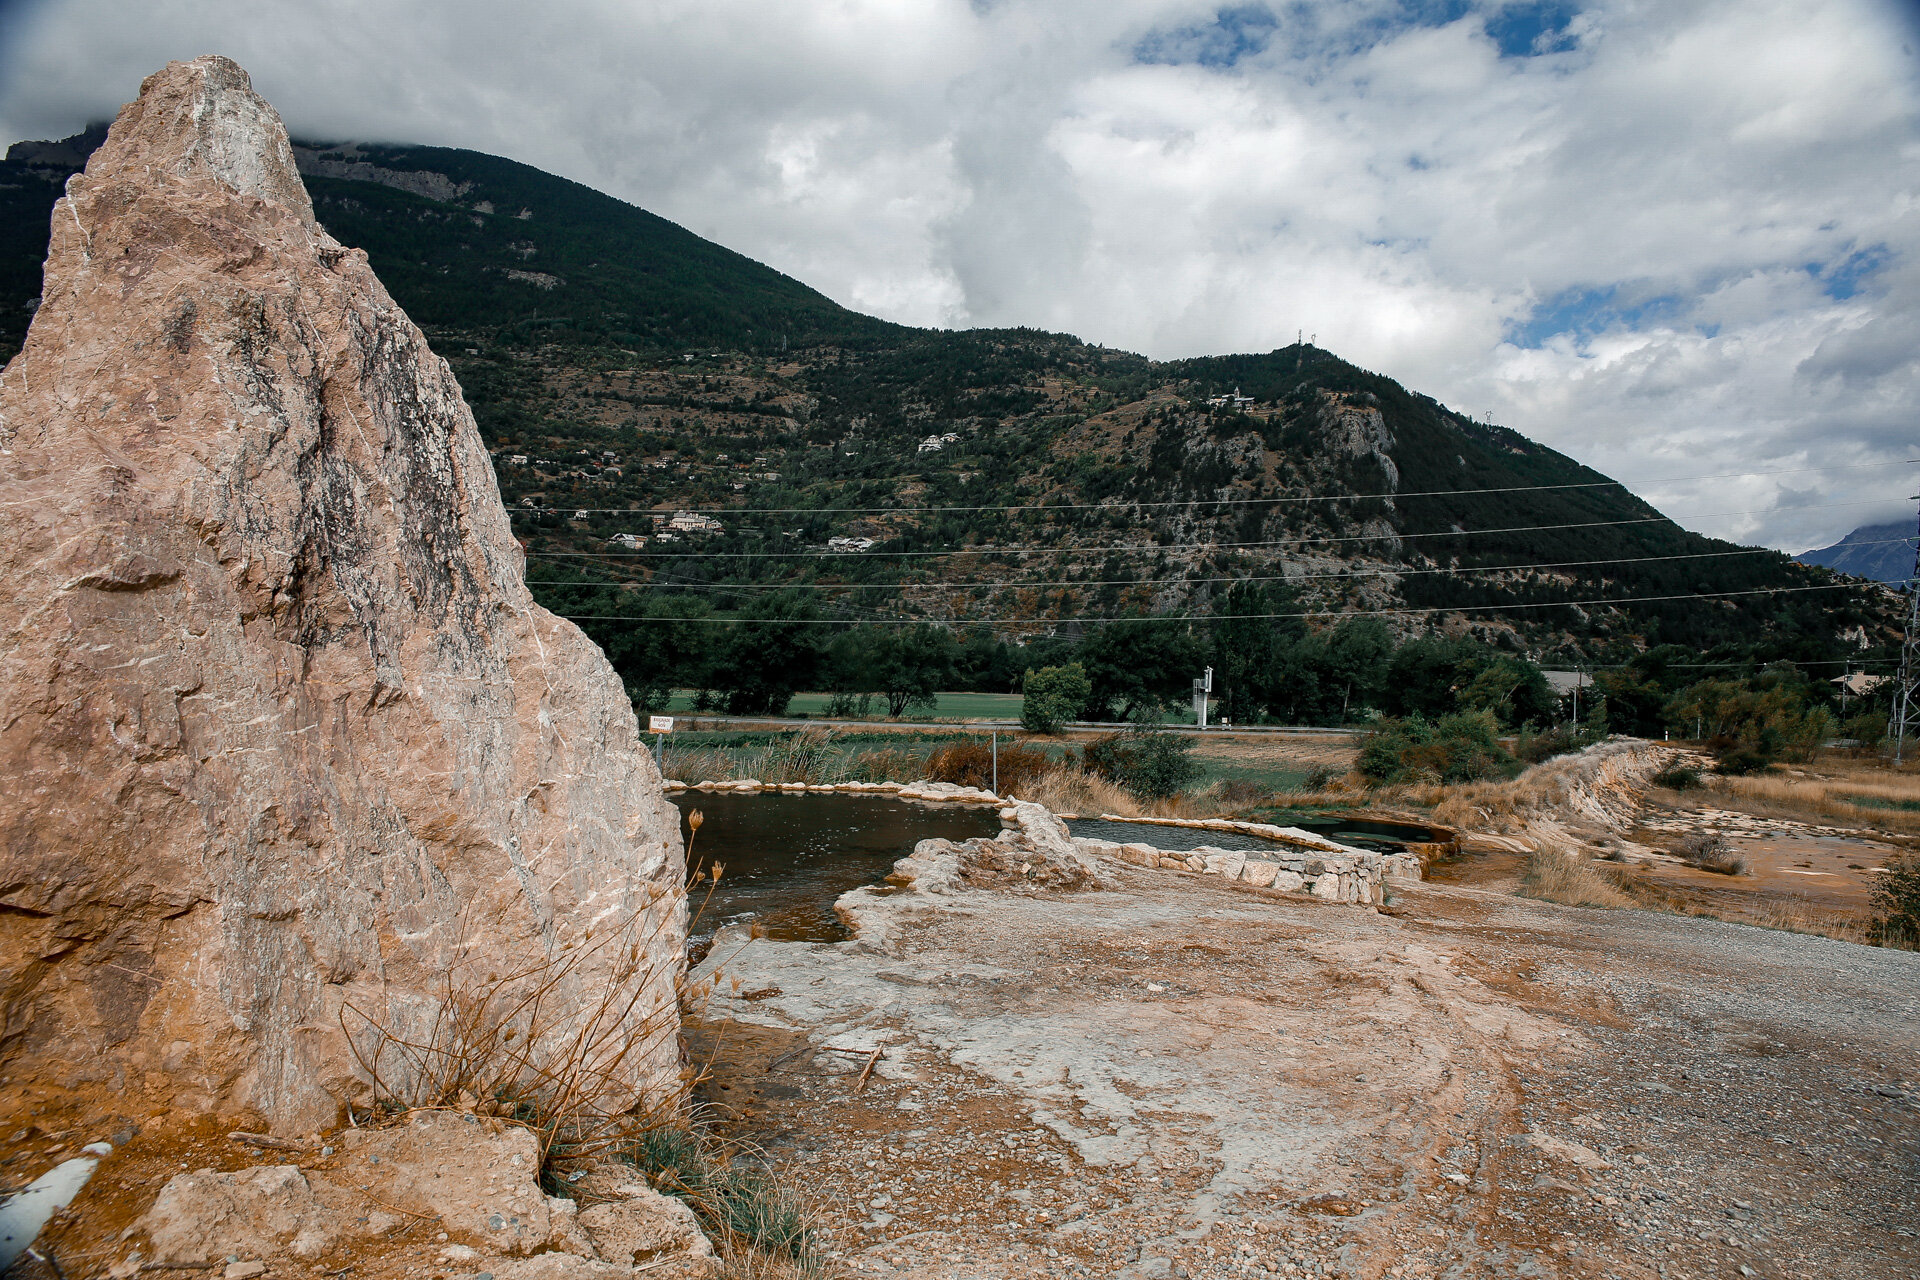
[690,866,1920,1280]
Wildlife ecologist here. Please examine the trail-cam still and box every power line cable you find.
[549,581,1859,626]
[501,459,1916,517]
[514,497,1896,559]
[526,540,1913,591]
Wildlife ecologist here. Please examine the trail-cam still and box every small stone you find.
[224,1263,267,1280]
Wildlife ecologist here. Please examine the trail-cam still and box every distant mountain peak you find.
[1797,520,1916,584]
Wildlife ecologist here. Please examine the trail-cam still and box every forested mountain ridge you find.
[0,128,1896,690]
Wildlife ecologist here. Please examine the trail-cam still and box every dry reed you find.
[1518,846,1636,909]
[338,897,686,1165]
[1707,764,1920,834]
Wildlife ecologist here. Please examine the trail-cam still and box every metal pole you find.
[1890,498,1920,766]
[991,729,999,795]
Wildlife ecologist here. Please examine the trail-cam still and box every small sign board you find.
[648,715,675,734]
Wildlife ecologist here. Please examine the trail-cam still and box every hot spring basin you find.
[670,791,1001,945]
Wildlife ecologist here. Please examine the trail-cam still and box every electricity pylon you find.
[1888,500,1920,765]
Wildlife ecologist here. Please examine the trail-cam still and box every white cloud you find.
[1,0,1916,551]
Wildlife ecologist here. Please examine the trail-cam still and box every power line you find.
[527,540,1913,591]
[549,581,1859,626]
[513,497,1897,559]
[501,459,1916,517]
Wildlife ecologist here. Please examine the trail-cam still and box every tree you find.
[709,589,823,716]
[1021,662,1091,733]
[1208,580,1305,724]
[1078,621,1202,721]
[867,624,957,717]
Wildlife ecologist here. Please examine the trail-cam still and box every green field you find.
[654,690,1219,724]
[658,690,1025,720]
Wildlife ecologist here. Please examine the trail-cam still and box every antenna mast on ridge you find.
[1888,496,1920,765]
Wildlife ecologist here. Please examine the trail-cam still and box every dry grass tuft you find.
[1011,764,1144,816]
[1518,846,1636,909]
[339,892,685,1167]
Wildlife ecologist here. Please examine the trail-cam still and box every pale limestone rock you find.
[140,1166,329,1265]
[333,1113,573,1256]
[1526,1131,1615,1171]
[1200,850,1247,880]
[0,57,685,1130]
[1240,860,1280,888]
[577,1182,717,1276]
[1311,875,1343,901]
[1272,871,1306,893]
[489,1255,630,1280]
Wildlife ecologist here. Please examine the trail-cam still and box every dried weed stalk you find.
[339,884,689,1165]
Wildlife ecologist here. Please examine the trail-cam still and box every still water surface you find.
[669,792,1001,944]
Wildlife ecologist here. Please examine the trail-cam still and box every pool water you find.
[670,792,1002,944]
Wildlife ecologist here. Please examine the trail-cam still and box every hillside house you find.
[917,432,961,453]
[1206,387,1257,410]
[608,533,646,550]
[655,510,724,534]
[828,536,876,553]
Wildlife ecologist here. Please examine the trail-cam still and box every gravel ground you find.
[689,862,1920,1280]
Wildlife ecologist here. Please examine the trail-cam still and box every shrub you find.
[623,1126,819,1272]
[1519,846,1634,909]
[927,740,1051,793]
[1021,662,1091,734]
[1357,711,1518,785]
[1715,748,1775,777]
[1514,725,1582,766]
[1675,830,1749,875]
[1651,764,1702,790]
[1872,853,1920,949]
[1083,725,1201,800]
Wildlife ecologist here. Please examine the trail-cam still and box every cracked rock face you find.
[0,57,685,1130]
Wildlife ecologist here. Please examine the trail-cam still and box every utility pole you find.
[1889,498,1920,765]
[1193,666,1213,731]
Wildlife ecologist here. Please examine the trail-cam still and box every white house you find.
[608,533,647,549]
[828,536,876,553]
[665,510,724,534]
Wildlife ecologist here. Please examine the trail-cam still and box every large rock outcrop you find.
[0,57,686,1130]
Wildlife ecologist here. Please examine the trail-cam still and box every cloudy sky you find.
[2,0,1916,551]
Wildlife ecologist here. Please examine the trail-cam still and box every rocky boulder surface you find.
[0,57,686,1131]
[128,1113,715,1278]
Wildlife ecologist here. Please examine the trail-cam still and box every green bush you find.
[1021,662,1091,734]
[1651,764,1702,790]
[1872,853,1920,949]
[1715,748,1775,776]
[1083,724,1201,800]
[623,1126,817,1266]
[1357,711,1518,785]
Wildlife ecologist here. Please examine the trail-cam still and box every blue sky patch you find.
[1805,244,1891,300]
[1134,4,1281,68]
[1483,2,1581,58]
[1506,285,1690,348]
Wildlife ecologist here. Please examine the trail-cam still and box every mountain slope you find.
[1797,521,1915,585]
[0,127,1894,666]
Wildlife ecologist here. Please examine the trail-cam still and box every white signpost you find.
[1193,666,1213,731]
[648,715,673,764]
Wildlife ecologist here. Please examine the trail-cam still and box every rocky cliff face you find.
[0,57,686,1131]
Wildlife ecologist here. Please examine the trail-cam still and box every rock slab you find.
[0,57,685,1130]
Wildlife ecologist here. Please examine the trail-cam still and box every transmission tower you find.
[1888,499,1920,765]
